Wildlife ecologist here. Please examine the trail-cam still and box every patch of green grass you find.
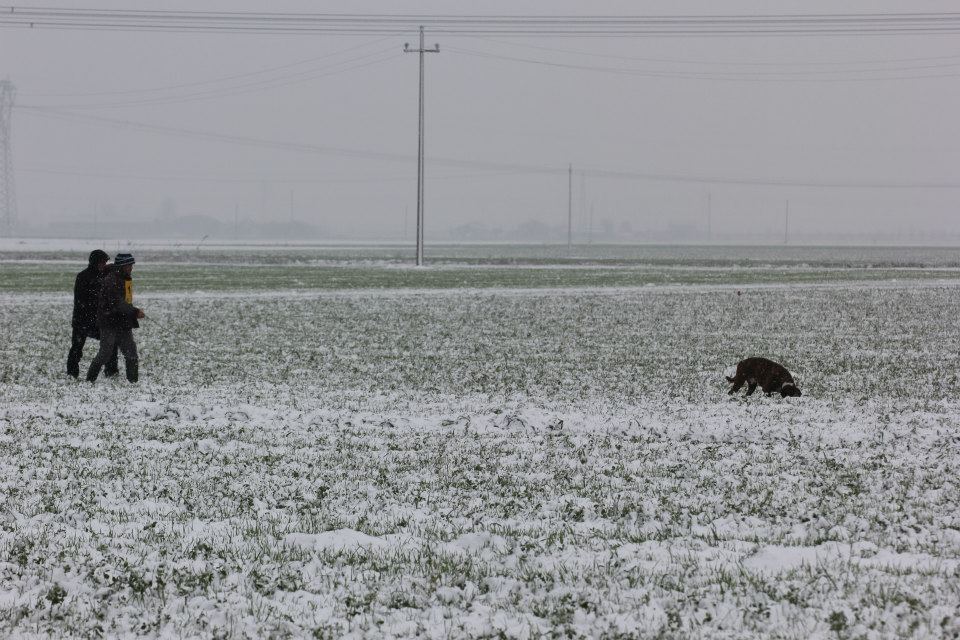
[2,261,958,293]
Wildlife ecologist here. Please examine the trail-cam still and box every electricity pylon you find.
[0,80,16,237]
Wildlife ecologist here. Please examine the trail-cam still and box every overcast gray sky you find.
[2,0,959,242]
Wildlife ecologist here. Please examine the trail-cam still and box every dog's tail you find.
[725,375,735,383]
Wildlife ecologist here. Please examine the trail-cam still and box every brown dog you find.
[726,357,801,398]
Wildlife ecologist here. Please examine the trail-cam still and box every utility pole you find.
[0,80,16,237]
[259,181,267,222]
[707,191,712,243]
[567,164,572,253]
[784,199,790,245]
[588,203,594,245]
[579,171,586,246]
[404,27,439,266]
[289,189,294,240]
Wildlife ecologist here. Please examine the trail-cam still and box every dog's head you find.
[780,383,802,398]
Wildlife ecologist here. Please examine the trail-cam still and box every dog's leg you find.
[728,377,745,395]
[746,382,757,396]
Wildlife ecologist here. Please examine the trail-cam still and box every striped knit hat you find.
[114,253,136,266]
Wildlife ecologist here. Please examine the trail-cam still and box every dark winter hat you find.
[114,253,136,267]
[88,249,109,266]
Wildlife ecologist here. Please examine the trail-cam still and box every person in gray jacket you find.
[86,253,145,383]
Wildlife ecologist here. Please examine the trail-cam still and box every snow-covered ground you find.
[1,276,958,638]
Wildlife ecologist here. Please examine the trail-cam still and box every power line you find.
[15,107,960,189]
[4,8,960,36]
[14,105,564,173]
[16,105,420,163]
[467,35,960,67]
[447,46,960,82]
[24,48,401,109]
[582,166,960,190]
[17,165,556,184]
[19,37,394,98]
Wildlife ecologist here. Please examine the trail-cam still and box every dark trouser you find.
[87,327,138,383]
[67,325,118,378]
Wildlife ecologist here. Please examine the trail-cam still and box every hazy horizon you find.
[2,1,958,245]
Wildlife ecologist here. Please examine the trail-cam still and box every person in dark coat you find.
[86,253,145,384]
[66,249,118,378]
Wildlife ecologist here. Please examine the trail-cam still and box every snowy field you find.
[1,248,959,638]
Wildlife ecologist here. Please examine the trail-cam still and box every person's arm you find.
[100,275,131,318]
[115,297,137,318]
[115,280,139,320]
[101,273,142,322]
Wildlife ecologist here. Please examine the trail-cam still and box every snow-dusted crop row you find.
[1,283,958,638]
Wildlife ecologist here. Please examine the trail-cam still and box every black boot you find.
[67,353,80,378]
[86,361,102,383]
[67,339,83,378]
[104,344,120,377]
[125,359,139,383]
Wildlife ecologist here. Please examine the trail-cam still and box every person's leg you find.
[104,338,119,377]
[66,326,86,378]
[116,330,139,383]
[86,328,118,382]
